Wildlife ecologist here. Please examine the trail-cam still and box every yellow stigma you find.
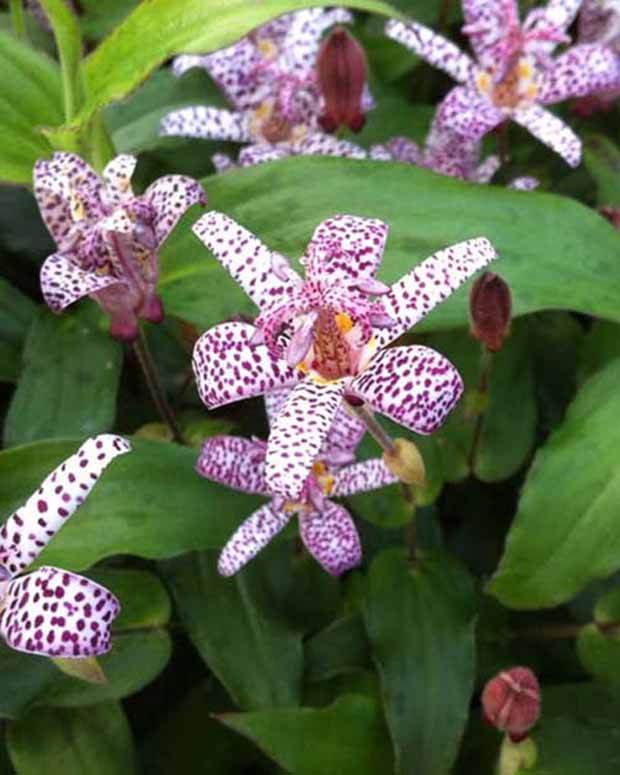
[69,193,86,222]
[476,71,492,95]
[258,38,278,60]
[335,312,354,334]
[311,461,336,495]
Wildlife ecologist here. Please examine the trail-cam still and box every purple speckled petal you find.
[0,435,131,578]
[192,322,300,409]
[513,103,581,166]
[374,237,498,348]
[199,38,263,110]
[299,501,361,576]
[196,435,269,495]
[171,54,211,77]
[238,144,293,167]
[282,8,353,78]
[509,176,540,190]
[435,84,504,143]
[40,253,122,313]
[217,503,291,576]
[538,43,620,104]
[192,211,301,308]
[144,175,206,245]
[265,377,347,499]
[303,215,389,285]
[322,405,366,465]
[350,345,463,435]
[294,133,368,159]
[470,154,502,183]
[212,153,238,173]
[530,0,583,34]
[385,18,474,83]
[462,0,518,69]
[333,458,398,497]
[160,106,251,142]
[0,567,120,657]
[579,0,620,47]
[102,155,137,206]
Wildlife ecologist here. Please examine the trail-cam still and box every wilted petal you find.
[144,175,206,245]
[294,132,368,159]
[266,378,347,499]
[333,458,398,497]
[435,84,504,143]
[160,106,251,142]
[238,144,293,167]
[196,435,269,495]
[40,253,122,313]
[538,44,620,104]
[350,345,463,435]
[192,211,301,308]
[513,103,581,166]
[299,502,361,575]
[375,237,497,348]
[102,155,137,206]
[462,0,518,69]
[385,19,474,83]
[217,503,291,576]
[0,435,130,577]
[192,322,300,409]
[0,567,120,657]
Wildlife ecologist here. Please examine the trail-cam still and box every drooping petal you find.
[350,345,463,435]
[374,237,498,348]
[470,154,502,183]
[0,435,131,577]
[385,19,474,83]
[40,253,122,313]
[513,103,581,166]
[238,144,293,167]
[192,211,302,308]
[303,215,389,285]
[265,377,347,499]
[196,435,270,495]
[0,567,119,657]
[144,175,207,245]
[160,106,251,142]
[282,8,353,78]
[192,322,300,409]
[538,44,620,104]
[333,458,398,496]
[294,132,368,159]
[462,0,519,69]
[102,155,137,206]
[299,501,361,575]
[435,84,504,143]
[217,503,291,576]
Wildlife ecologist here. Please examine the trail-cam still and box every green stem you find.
[497,122,511,166]
[10,0,27,40]
[512,619,620,641]
[468,347,494,469]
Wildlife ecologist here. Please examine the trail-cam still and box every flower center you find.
[477,57,538,110]
[301,308,358,381]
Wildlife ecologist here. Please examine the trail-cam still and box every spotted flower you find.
[574,0,620,114]
[160,9,372,166]
[197,388,394,575]
[386,0,620,166]
[192,212,497,500]
[34,152,206,340]
[0,434,130,657]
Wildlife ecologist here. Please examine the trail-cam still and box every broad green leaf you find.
[363,548,477,775]
[305,615,371,682]
[7,702,137,774]
[38,0,84,120]
[159,157,620,334]
[4,305,122,447]
[577,588,620,685]
[0,438,262,571]
[79,0,139,42]
[0,29,62,183]
[488,358,620,609]
[583,134,620,206]
[219,693,394,775]
[161,549,303,709]
[579,319,620,382]
[71,1,403,130]
[0,276,37,382]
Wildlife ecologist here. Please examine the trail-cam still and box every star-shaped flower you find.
[197,388,394,575]
[386,0,620,166]
[0,435,130,657]
[34,152,206,340]
[160,9,373,166]
[191,212,497,500]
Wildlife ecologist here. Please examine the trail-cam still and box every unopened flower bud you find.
[600,206,620,230]
[317,27,368,133]
[470,272,512,352]
[383,438,426,487]
[482,667,541,743]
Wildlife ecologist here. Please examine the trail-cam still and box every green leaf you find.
[305,615,371,682]
[219,693,394,775]
[3,305,122,447]
[159,157,620,334]
[70,0,403,130]
[363,548,477,775]
[0,276,37,383]
[0,29,62,184]
[577,588,620,685]
[0,439,263,571]
[583,134,620,207]
[488,358,620,609]
[161,549,303,709]
[7,702,137,775]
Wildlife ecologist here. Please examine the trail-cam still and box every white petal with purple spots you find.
[40,253,122,313]
[160,106,251,142]
[196,435,269,495]
[333,458,398,497]
[513,103,582,166]
[299,502,361,576]
[217,504,291,576]
[144,175,206,245]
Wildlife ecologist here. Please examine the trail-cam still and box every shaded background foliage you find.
[2,0,620,772]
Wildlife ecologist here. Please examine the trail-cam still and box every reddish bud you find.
[317,27,368,133]
[469,272,512,352]
[482,667,541,742]
[600,206,620,230]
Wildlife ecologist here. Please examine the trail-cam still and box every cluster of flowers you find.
[16,1,618,673]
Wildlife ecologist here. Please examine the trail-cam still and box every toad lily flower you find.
[575,0,620,114]
[197,393,395,575]
[160,9,372,165]
[0,434,130,657]
[34,152,206,340]
[192,212,497,500]
[386,0,620,166]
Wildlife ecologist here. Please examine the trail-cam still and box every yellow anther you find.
[311,461,336,495]
[525,83,538,100]
[476,71,491,95]
[335,312,354,334]
[518,59,533,79]
[69,193,86,222]
[312,461,327,477]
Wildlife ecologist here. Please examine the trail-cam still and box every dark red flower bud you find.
[317,27,368,133]
[482,667,541,742]
[600,206,620,230]
[469,272,512,352]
